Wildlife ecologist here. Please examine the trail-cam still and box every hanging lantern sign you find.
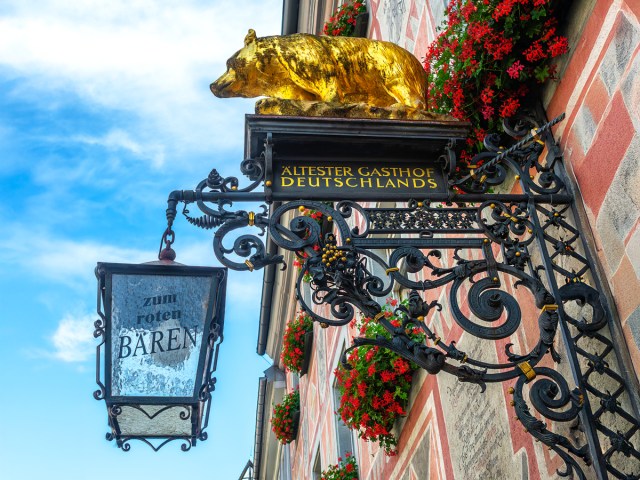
[94,261,227,451]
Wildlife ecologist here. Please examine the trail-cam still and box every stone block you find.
[596,199,628,273]
[600,13,640,95]
[595,135,640,272]
[573,104,597,154]
[626,225,640,278]
[429,0,447,28]
[612,135,640,221]
[621,52,640,131]
[612,253,640,320]
[623,308,640,382]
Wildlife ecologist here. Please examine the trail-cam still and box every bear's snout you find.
[210,69,237,98]
[210,79,231,97]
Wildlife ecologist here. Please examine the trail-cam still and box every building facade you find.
[252,1,640,479]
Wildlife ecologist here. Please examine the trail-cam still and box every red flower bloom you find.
[480,86,494,105]
[524,40,546,62]
[500,97,520,117]
[281,312,313,373]
[423,0,568,163]
[507,60,524,79]
[549,36,568,57]
[323,0,366,37]
[320,455,358,480]
[493,0,515,20]
[270,389,300,444]
[335,298,424,455]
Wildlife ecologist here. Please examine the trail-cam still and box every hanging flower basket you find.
[321,453,359,480]
[324,1,367,38]
[423,0,569,159]
[335,298,424,455]
[271,389,301,444]
[300,329,314,376]
[281,312,314,375]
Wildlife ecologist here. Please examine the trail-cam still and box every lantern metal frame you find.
[94,262,227,451]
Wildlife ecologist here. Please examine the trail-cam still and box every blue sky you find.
[0,1,281,478]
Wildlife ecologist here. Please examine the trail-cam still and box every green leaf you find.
[531,8,546,21]
[534,65,549,82]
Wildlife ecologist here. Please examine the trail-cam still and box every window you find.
[312,447,322,480]
[315,0,327,35]
[333,352,355,460]
[279,443,291,480]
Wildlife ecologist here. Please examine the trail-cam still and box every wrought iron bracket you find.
[160,113,640,477]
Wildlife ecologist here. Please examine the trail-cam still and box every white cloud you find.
[0,225,155,289]
[50,312,96,362]
[0,0,281,159]
[72,129,166,167]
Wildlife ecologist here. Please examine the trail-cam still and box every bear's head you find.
[211,29,265,98]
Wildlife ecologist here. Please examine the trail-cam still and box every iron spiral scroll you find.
[161,112,640,477]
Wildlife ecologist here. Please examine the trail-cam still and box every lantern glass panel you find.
[110,273,212,397]
[114,405,194,437]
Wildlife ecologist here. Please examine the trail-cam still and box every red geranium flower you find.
[335,298,424,455]
[423,0,568,163]
[281,311,313,373]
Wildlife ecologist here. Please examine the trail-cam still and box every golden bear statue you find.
[211,29,449,120]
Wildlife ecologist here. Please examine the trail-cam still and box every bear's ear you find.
[244,29,257,46]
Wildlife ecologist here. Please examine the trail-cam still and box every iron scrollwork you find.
[162,112,640,478]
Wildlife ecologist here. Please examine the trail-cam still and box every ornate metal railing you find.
[164,113,639,478]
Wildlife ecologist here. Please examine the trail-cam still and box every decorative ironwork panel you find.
[162,114,640,477]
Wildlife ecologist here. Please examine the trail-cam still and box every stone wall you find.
[545,0,640,379]
[273,1,640,479]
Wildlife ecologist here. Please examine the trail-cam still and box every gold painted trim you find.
[518,361,536,381]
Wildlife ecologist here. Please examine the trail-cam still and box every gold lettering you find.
[428,178,438,189]
[309,177,319,187]
[297,177,306,187]
[425,168,435,178]
[317,167,325,176]
[322,177,331,187]
[282,166,292,175]
[335,178,344,187]
[385,179,396,188]
[412,168,425,177]
[370,168,383,177]
[413,178,426,188]
[358,167,370,176]
[357,178,369,188]
[344,167,352,177]
[398,168,411,177]
[281,177,294,187]
[380,167,390,176]
[397,178,409,188]
[308,166,316,176]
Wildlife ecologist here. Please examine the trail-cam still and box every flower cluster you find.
[323,1,366,37]
[271,389,300,444]
[321,453,358,480]
[424,0,568,153]
[335,298,424,455]
[281,311,313,373]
